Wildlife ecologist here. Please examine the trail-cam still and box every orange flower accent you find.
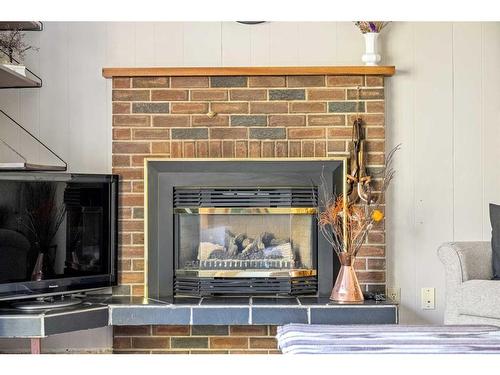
[371,209,384,222]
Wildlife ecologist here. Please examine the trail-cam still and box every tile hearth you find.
[109,297,398,326]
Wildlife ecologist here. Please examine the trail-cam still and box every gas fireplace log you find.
[199,231,295,261]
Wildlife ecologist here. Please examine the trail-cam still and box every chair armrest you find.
[438,241,492,283]
[438,241,492,323]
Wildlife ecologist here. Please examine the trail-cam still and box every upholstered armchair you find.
[438,242,500,326]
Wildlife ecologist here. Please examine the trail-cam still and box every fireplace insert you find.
[173,187,318,296]
[145,159,344,299]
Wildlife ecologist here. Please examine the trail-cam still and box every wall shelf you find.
[0,21,43,31]
[0,64,42,88]
[102,65,396,78]
[0,162,67,171]
[0,110,67,171]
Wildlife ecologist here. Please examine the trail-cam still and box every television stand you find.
[12,295,83,311]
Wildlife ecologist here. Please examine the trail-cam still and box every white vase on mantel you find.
[361,32,381,66]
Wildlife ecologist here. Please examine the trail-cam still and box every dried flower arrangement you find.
[354,21,390,34]
[317,145,399,260]
[0,29,38,64]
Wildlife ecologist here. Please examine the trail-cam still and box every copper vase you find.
[330,252,364,302]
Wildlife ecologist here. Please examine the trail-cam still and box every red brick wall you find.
[111,74,386,298]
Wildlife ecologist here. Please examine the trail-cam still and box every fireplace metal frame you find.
[143,157,348,300]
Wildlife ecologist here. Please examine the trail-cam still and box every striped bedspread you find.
[276,324,500,354]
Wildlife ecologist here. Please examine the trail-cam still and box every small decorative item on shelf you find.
[354,21,389,66]
[317,144,399,302]
[0,29,38,76]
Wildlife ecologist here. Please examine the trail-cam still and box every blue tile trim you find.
[252,307,308,324]
[310,306,397,324]
[192,307,249,325]
[111,307,191,325]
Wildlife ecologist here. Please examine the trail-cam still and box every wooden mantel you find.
[102,66,395,78]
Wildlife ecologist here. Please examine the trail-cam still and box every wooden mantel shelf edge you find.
[102,66,395,78]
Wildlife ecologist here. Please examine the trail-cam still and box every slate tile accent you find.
[252,308,308,324]
[231,115,267,126]
[171,337,209,349]
[211,76,248,87]
[171,128,208,139]
[192,308,250,324]
[269,89,305,101]
[328,101,365,113]
[310,307,397,324]
[132,103,169,114]
[249,128,286,139]
[192,325,229,336]
[110,307,190,325]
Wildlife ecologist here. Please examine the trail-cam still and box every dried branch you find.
[0,29,39,64]
[317,144,400,258]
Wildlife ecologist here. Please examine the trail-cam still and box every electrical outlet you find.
[387,287,400,303]
[421,287,435,309]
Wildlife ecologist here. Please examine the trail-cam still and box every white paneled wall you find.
[1,22,500,350]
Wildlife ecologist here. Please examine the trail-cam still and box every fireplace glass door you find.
[173,187,318,296]
[176,208,316,277]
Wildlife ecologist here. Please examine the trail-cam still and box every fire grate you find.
[173,187,318,208]
[174,276,318,297]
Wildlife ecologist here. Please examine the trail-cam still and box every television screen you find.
[0,173,118,300]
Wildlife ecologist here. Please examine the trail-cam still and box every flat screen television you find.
[0,172,118,303]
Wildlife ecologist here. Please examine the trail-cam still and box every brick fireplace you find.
[106,66,392,353]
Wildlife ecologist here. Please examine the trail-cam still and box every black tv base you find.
[11,295,83,311]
